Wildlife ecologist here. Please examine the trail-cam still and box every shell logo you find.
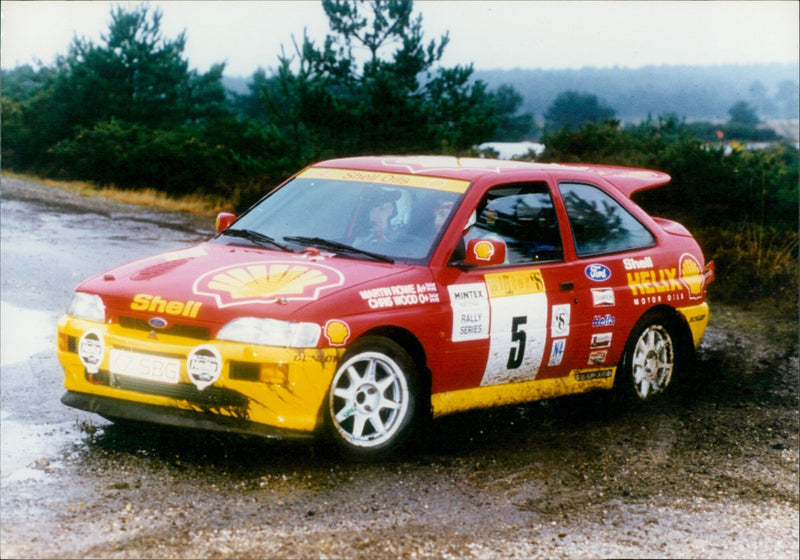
[324,320,350,346]
[193,261,345,308]
[474,241,495,261]
[679,254,704,297]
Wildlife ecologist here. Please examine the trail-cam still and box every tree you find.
[488,84,536,141]
[727,101,760,128]
[245,0,500,156]
[50,4,195,130]
[543,91,617,132]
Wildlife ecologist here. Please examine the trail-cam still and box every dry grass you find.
[699,222,799,308]
[6,172,233,217]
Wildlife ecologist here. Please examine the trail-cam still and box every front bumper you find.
[61,391,314,439]
[57,316,345,435]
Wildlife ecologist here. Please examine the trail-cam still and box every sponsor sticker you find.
[585,264,612,282]
[359,282,439,309]
[187,345,222,390]
[473,240,495,261]
[131,294,202,318]
[574,368,614,381]
[449,283,490,342]
[623,256,654,270]
[194,261,344,308]
[548,339,566,366]
[78,330,104,374]
[679,253,704,298]
[590,332,613,349]
[299,167,471,193]
[551,304,571,338]
[484,269,546,297]
[588,350,609,365]
[591,288,615,307]
[592,314,616,327]
[324,320,351,346]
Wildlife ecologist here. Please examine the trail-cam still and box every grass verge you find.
[4,171,234,217]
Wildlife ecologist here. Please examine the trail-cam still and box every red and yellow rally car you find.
[58,156,714,459]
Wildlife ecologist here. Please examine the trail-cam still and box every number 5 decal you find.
[507,316,527,369]
[481,269,548,386]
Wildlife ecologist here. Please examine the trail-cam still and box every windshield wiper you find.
[221,228,294,252]
[284,236,394,263]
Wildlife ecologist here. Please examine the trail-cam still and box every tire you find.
[618,311,678,402]
[326,336,418,460]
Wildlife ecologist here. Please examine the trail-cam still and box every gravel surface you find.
[1,175,797,558]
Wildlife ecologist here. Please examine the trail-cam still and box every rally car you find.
[58,156,714,459]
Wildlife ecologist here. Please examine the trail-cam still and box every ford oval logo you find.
[585,264,612,282]
[148,317,169,329]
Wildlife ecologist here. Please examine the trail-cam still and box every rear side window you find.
[559,182,655,257]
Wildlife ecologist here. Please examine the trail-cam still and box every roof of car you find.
[312,155,671,198]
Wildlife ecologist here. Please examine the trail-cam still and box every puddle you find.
[1,300,57,367]
[0,412,84,485]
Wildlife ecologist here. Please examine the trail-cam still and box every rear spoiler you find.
[556,164,671,198]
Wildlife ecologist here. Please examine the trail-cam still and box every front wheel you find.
[326,337,419,460]
[618,312,678,402]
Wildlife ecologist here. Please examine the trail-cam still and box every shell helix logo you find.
[193,261,345,308]
[679,254,704,298]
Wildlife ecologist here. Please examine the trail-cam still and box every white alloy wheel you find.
[328,339,416,457]
[629,323,675,400]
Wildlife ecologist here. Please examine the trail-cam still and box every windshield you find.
[216,168,469,263]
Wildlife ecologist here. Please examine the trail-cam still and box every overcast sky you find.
[2,1,798,76]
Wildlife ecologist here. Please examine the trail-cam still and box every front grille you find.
[118,316,211,340]
[90,371,247,408]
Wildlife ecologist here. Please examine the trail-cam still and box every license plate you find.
[109,349,180,384]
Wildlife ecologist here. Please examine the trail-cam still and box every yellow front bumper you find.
[57,316,344,435]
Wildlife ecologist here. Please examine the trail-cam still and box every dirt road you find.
[1,176,797,558]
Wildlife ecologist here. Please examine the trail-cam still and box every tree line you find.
[475,64,799,123]
[1,1,533,209]
[1,1,797,243]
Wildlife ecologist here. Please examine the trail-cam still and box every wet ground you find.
[1,176,798,558]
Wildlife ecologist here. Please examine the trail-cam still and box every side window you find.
[559,182,655,257]
[467,182,563,264]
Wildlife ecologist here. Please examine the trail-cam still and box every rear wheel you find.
[326,337,418,460]
[619,312,677,401]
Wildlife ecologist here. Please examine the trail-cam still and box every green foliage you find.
[697,224,798,304]
[0,4,279,204]
[543,91,616,132]
[728,101,760,127]
[685,121,779,142]
[238,0,504,158]
[487,85,537,141]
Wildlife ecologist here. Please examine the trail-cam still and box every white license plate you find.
[109,349,180,384]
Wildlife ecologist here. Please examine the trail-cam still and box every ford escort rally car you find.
[58,156,714,459]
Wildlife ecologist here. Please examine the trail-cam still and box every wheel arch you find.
[353,325,432,404]
[628,304,696,367]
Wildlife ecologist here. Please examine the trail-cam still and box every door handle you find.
[560,282,574,291]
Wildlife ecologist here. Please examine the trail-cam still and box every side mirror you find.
[215,212,236,233]
[464,238,506,267]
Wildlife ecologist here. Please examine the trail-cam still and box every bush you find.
[697,224,798,306]
[49,117,299,206]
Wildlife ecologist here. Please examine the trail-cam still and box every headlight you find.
[217,317,321,348]
[67,292,105,322]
